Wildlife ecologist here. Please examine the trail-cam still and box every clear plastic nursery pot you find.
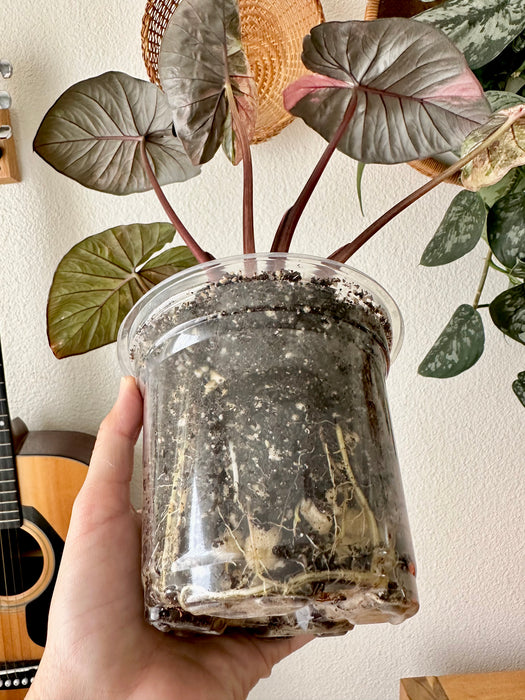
[118,253,419,638]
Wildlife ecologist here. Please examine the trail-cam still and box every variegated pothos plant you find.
[33,0,525,406]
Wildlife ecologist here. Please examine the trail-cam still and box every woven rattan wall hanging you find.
[142,0,325,144]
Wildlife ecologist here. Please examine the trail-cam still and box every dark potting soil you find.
[131,270,418,637]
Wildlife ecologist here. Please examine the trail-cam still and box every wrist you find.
[25,654,86,700]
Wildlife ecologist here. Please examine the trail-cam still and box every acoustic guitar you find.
[0,342,94,697]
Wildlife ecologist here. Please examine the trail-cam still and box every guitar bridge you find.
[0,661,39,689]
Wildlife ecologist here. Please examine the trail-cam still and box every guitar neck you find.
[0,342,22,530]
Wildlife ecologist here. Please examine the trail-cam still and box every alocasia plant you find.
[33,0,525,405]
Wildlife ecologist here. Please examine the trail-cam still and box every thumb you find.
[72,376,143,530]
[86,376,143,489]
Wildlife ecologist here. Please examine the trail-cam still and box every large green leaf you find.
[489,282,525,344]
[47,223,196,358]
[487,192,525,273]
[416,0,525,70]
[461,105,525,190]
[512,371,525,406]
[418,304,485,378]
[284,19,490,164]
[420,190,486,266]
[158,0,257,165]
[34,72,200,195]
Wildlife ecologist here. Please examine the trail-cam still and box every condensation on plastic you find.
[118,253,418,637]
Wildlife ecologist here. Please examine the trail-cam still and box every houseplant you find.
[364,0,525,401]
[34,0,525,636]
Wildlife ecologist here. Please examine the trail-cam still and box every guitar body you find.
[0,429,94,697]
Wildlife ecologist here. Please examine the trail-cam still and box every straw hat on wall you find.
[142,0,325,144]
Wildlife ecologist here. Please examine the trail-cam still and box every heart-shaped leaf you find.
[284,19,490,164]
[418,304,485,378]
[416,0,525,70]
[489,282,525,344]
[34,72,200,195]
[420,190,486,266]
[461,105,525,191]
[512,371,525,406]
[487,192,525,272]
[158,0,257,165]
[47,223,196,358]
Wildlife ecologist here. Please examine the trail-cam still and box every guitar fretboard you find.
[0,344,22,529]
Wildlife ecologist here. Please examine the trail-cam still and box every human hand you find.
[27,376,312,700]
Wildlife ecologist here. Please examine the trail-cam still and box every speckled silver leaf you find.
[158,0,257,166]
[486,91,525,113]
[478,169,522,208]
[461,105,525,191]
[33,72,200,195]
[489,282,525,345]
[487,192,525,273]
[512,371,525,406]
[420,190,486,267]
[47,223,196,358]
[418,304,485,378]
[416,0,525,70]
[284,18,490,164]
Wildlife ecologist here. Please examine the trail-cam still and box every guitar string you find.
[0,529,22,681]
[0,354,23,681]
[0,528,13,677]
[6,529,24,680]
[0,424,13,675]
[0,441,26,676]
[14,525,33,673]
[0,445,22,678]
[1,348,32,682]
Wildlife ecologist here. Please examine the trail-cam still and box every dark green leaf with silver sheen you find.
[418,304,485,378]
[478,169,522,208]
[512,371,525,407]
[416,0,525,70]
[487,192,525,273]
[288,19,490,164]
[34,72,200,195]
[47,223,197,358]
[420,190,486,266]
[485,91,525,113]
[489,283,525,344]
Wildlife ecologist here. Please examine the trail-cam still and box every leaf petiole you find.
[473,249,493,309]
[225,80,255,255]
[271,92,358,253]
[139,138,214,264]
[488,259,509,275]
[329,108,525,263]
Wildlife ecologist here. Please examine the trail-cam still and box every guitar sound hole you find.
[0,529,44,596]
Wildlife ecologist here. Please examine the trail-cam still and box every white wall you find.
[1,1,523,698]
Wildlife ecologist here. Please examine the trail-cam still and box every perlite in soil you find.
[121,256,419,637]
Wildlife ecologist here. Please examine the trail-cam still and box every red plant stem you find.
[226,83,255,255]
[139,138,213,264]
[329,108,525,264]
[329,173,448,263]
[271,92,358,253]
